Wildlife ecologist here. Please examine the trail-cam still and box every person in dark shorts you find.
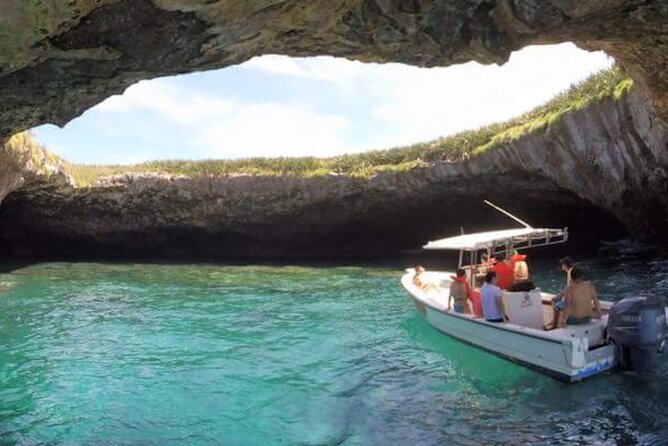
[558,267,602,327]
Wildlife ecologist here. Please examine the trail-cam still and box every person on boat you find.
[511,251,530,282]
[560,256,576,285]
[558,267,603,327]
[549,256,577,328]
[480,252,496,271]
[448,268,472,313]
[491,253,514,290]
[481,272,507,323]
[413,265,441,293]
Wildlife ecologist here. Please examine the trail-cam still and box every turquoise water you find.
[1,258,668,445]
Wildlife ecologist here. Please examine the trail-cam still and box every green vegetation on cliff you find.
[68,67,632,185]
[4,132,69,179]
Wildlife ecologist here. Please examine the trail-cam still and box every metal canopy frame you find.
[454,227,568,288]
[423,201,569,289]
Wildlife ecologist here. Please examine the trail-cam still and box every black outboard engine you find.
[608,296,668,373]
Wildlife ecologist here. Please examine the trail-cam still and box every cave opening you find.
[0,41,647,261]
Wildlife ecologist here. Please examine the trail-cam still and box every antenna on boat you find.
[484,200,533,229]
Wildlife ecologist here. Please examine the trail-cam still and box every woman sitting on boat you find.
[412,265,441,293]
[448,268,472,314]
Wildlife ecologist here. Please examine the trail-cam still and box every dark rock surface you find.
[0,174,622,261]
[2,0,668,136]
[2,90,664,260]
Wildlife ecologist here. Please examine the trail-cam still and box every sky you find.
[32,43,613,165]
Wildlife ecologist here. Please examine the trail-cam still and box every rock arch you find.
[1,0,668,137]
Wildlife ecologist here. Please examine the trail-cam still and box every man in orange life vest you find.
[491,253,514,290]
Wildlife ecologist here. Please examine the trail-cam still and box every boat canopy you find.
[423,227,568,251]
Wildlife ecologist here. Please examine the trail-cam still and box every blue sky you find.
[32,43,613,165]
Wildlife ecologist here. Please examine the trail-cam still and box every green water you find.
[1,259,667,445]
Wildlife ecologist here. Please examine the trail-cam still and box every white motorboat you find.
[402,202,668,382]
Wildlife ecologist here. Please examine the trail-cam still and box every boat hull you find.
[403,272,614,382]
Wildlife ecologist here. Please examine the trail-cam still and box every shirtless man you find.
[558,267,602,327]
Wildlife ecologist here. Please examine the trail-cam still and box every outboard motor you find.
[608,296,668,373]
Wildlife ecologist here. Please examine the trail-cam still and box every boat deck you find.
[406,270,611,347]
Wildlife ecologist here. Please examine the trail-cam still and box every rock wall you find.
[1,89,663,260]
[1,0,668,137]
[0,133,73,206]
[469,89,668,239]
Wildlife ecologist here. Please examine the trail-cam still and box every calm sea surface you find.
[1,256,668,445]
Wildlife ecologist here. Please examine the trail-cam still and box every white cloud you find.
[198,103,350,158]
[237,43,613,151]
[97,80,234,124]
[243,54,368,91]
[94,76,352,159]
[364,43,614,145]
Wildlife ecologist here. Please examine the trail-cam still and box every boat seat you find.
[552,318,607,348]
[502,289,544,330]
